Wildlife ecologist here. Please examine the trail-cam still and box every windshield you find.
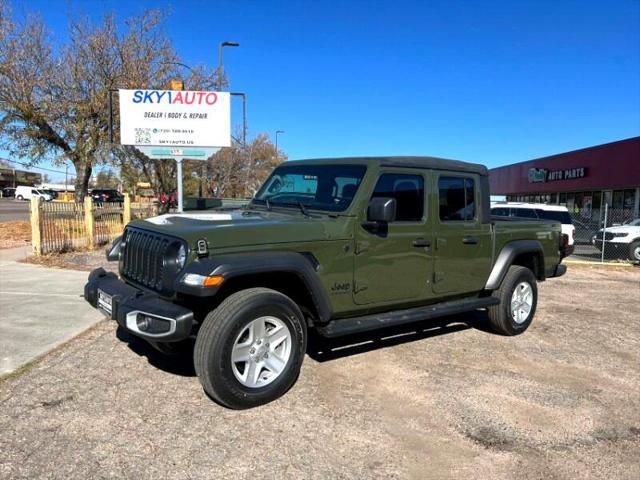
[624,218,640,226]
[253,164,367,212]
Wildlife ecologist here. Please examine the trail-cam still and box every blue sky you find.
[5,0,640,182]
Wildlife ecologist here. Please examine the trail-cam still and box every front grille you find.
[121,228,171,291]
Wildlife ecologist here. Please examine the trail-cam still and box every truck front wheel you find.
[194,288,307,409]
[487,265,538,336]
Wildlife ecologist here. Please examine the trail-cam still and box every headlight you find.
[612,232,628,238]
[177,244,187,269]
[164,242,188,271]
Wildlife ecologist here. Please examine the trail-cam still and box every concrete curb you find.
[564,259,637,267]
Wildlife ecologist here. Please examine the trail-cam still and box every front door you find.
[353,170,433,305]
[432,173,492,295]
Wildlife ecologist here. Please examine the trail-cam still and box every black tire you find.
[194,288,307,409]
[487,265,537,336]
[148,339,193,356]
[628,241,640,262]
[16,195,23,201]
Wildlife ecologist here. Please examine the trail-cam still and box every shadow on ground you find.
[116,310,493,376]
[116,327,196,377]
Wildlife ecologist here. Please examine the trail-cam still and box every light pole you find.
[217,41,240,91]
[230,93,247,146]
[275,130,285,164]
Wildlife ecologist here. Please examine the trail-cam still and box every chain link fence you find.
[570,206,640,262]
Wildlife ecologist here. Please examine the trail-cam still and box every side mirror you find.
[368,197,396,223]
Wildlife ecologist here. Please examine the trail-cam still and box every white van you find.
[15,186,53,202]
[491,202,575,255]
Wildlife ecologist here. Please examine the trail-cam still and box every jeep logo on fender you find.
[330,282,351,293]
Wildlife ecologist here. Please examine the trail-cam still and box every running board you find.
[316,297,500,338]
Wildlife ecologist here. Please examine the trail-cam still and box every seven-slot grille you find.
[121,228,171,291]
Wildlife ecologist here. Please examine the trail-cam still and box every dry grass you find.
[0,220,31,249]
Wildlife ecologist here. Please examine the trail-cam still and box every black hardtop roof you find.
[285,156,488,176]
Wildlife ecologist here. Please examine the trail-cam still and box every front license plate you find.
[97,289,113,317]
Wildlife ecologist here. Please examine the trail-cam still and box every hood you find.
[128,210,351,249]
[598,224,640,234]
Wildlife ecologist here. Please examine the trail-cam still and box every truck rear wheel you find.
[487,265,537,336]
[194,288,307,409]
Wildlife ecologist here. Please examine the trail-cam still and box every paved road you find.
[0,198,29,222]
[0,248,102,376]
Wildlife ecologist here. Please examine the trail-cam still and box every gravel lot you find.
[1,264,639,479]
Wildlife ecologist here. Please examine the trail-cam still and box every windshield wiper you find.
[265,197,272,211]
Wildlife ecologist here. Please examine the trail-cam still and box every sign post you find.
[118,88,231,212]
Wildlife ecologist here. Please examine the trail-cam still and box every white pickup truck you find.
[592,218,640,261]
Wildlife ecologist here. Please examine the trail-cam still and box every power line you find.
[0,158,68,175]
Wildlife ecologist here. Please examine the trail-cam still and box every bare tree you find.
[0,2,217,200]
[209,133,284,198]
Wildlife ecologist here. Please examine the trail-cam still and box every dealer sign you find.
[119,89,231,148]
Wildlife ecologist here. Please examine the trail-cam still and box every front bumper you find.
[84,268,194,342]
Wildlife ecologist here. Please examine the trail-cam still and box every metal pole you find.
[230,93,247,145]
[217,43,224,91]
[65,165,68,192]
[242,95,247,146]
[275,130,284,163]
[176,157,184,213]
[217,41,239,91]
[601,202,607,263]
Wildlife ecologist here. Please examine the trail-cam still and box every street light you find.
[275,130,285,163]
[230,93,247,146]
[217,41,240,91]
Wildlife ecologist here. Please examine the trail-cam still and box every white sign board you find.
[119,89,230,148]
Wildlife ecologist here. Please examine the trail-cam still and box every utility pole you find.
[275,130,285,164]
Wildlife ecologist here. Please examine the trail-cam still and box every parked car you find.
[14,186,53,202]
[85,156,567,409]
[1,187,16,198]
[592,218,640,261]
[491,202,575,255]
[90,189,124,204]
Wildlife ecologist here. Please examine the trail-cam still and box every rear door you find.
[432,173,492,294]
[353,169,434,305]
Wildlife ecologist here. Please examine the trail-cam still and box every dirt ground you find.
[1,264,639,479]
[0,220,31,249]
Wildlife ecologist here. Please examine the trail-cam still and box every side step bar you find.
[316,296,500,338]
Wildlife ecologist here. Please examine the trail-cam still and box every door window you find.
[371,173,424,222]
[439,177,475,221]
[513,208,538,218]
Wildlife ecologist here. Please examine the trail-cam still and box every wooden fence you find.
[31,194,159,255]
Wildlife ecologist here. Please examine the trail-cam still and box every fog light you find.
[130,313,172,334]
[136,315,153,331]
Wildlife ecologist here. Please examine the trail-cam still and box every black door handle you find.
[412,238,431,247]
[462,236,478,245]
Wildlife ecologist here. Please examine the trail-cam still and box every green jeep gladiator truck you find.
[85,157,567,409]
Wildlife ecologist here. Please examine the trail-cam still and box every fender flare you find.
[484,240,545,290]
[176,251,332,323]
